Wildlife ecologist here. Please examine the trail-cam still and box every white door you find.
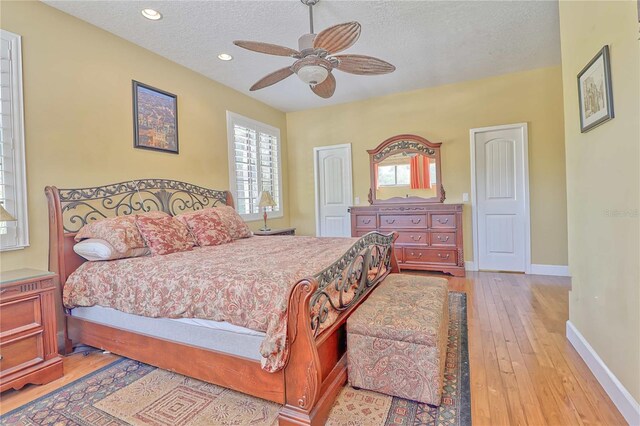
[472,124,530,272]
[314,144,353,237]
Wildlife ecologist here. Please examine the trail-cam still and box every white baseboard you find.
[463,261,569,276]
[566,321,640,425]
[464,261,477,271]
[530,264,570,277]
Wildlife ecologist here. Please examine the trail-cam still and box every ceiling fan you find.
[233,0,396,99]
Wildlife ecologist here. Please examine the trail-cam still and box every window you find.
[0,30,28,251]
[226,112,282,221]
[378,164,410,186]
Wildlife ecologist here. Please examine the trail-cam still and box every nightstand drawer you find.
[0,333,45,376]
[0,295,42,338]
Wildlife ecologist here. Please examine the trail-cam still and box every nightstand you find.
[253,227,296,236]
[0,269,63,392]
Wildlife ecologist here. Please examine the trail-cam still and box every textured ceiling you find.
[43,0,561,112]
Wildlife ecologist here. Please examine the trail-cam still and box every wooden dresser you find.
[350,203,465,277]
[0,269,63,392]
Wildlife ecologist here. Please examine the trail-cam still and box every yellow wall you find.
[286,66,568,265]
[559,0,640,402]
[0,1,289,272]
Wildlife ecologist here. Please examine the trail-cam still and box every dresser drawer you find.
[379,214,427,229]
[396,231,428,245]
[0,296,42,338]
[430,232,456,247]
[354,215,376,229]
[430,213,456,229]
[353,230,369,238]
[404,248,457,265]
[0,333,45,376]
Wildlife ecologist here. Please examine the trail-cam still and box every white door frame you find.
[470,123,531,273]
[313,143,353,237]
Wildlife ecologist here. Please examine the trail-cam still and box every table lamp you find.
[0,203,16,222]
[258,191,277,231]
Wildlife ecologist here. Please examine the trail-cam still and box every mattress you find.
[70,305,265,361]
[64,235,358,372]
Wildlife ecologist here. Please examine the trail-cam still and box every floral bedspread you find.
[64,236,357,372]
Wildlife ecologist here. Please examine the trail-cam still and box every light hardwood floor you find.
[0,272,627,425]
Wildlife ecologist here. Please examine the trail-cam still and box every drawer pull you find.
[437,253,450,259]
[436,218,449,224]
[410,252,423,258]
[411,235,422,241]
[437,235,450,242]
[411,219,421,224]
[385,219,396,224]
[361,219,372,224]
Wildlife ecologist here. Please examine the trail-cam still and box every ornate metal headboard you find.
[49,179,233,233]
[45,179,234,283]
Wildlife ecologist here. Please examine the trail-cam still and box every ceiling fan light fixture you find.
[296,64,329,85]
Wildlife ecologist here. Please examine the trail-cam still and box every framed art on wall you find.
[577,45,614,133]
[132,80,179,153]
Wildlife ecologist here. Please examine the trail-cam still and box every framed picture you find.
[132,80,179,153]
[577,45,614,133]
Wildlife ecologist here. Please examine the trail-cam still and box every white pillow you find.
[73,238,150,261]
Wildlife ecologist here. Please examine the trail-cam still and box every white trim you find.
[566,321,640,425]
[530,264,570,277]
[464,261,478,272]
[0,30,29,251]
[470,123,531,274]
[226,111,283,222]
[313,143,353,237]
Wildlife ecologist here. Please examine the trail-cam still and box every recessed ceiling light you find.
[217,53,233,61]
[141,9,162,20]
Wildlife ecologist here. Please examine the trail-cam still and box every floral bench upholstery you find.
[346,274,449,405]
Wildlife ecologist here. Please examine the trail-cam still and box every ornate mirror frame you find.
[368,134,445,204]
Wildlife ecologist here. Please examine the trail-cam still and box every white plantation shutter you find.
[0,30,28,251]
[227,112,282,220]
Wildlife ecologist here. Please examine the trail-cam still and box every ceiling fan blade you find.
[313,22,361,54]
[233,40,300,58]
[334,54,396,75]
[311,73,336,98]
[250,67,294,91]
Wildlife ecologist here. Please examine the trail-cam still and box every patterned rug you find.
[2,292,469,426]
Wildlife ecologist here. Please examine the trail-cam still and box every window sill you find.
[0,244,28,253]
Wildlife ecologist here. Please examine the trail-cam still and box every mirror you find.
[368,134,444,204]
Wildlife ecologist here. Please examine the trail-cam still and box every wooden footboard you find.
[279,231,398,425]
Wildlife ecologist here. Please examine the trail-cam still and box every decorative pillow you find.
[135,215,196,255]
[74,211,169,253]
[213,206,252,239]
[175,209,233,247]
[73,238,150,261]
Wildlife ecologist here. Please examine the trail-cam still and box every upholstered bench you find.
[346,274,449,405]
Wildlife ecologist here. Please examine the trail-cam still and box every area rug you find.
[2,292,470,426]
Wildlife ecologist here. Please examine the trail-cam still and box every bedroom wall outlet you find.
[462,193,469,202]
[355,196,361,205]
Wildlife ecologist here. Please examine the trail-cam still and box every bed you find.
[46,179,398,426]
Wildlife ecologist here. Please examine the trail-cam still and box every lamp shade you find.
[0,204,16,222]
[258,191,276,208]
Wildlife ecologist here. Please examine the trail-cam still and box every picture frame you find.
[577,45,614,133]
[132,80,179,154]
